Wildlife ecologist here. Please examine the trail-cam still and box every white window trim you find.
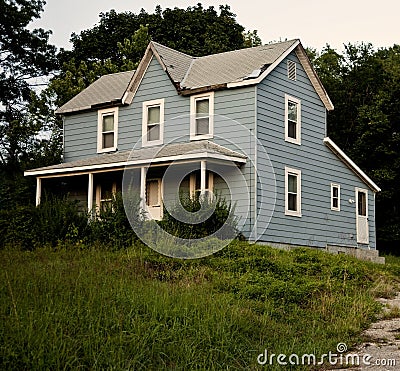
[142,98,165,147]
[97,107,118,153]
[331,183,341,211]
[284,94,301,145]
[190,92,214,140]
[285,167,302,217]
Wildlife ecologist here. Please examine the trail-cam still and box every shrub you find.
[88,192,142,249]
[158,192,240,240]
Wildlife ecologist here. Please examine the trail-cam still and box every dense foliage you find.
[159,193,240,240]
[0,0,59,208]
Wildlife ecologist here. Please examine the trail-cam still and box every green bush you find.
[158,192,240,240]
[0,192,142,250]
[88,192,142,249]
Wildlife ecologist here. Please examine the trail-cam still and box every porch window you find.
[96,182,116,213]
[285,167,301,217]
[331,183,340,211]
[190,92,214,140]
[142,99,164,146]
[97,107,118,153]
[190,170,214,198]
[285,94,301,145]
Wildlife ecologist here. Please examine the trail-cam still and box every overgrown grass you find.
[1,242,399,370]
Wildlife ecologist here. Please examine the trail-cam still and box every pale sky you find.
[30,0,399,52]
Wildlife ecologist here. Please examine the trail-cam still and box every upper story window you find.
[142,98,164,147]
[285,167,302,217]
[190,92,214,140]
[331,183,340,211]
[97,107,118,153]
[285,94,301,145]
[287,60,297,81]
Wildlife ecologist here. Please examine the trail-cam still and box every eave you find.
[324,137,381,192]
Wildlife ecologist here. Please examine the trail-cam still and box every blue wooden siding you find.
[256,51,376,248]
[63,56,257,237]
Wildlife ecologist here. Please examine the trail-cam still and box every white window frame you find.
[331,183,340,211]
[97,107,118,153]
[142,98,164,147]
[190,92,214,140]
[284,94,301,145]
[285,167,302,217]
[287,60,297,81]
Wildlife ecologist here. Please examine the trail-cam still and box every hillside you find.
[1,242,399,370]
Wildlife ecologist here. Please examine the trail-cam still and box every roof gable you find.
[56,70,135,115]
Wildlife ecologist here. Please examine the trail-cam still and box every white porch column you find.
[140,167,146,211]
[200,160,206,195]
[88,173,94,215]
[35,177,42,206]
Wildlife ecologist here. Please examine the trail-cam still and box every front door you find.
[146,179,162,220]
[356,188,369,244]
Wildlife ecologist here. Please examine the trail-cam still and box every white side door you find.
[356,188,369,244]
[146,179,162,220]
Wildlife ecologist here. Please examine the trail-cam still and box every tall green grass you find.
[1,243,398,370]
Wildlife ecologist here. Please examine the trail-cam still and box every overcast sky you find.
[30,0,399,52]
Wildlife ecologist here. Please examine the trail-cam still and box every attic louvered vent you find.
[287,60,296,81]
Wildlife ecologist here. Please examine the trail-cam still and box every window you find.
[285,94,301,145]
[358,190,367,216]
[331,183,340,211]
[142,99,164,146]
[97,107,118,153]
[96,182,116,213]
[190,92,214,140]
[189,170,214,198]
[287,60,297,81]
[285,167,301,217]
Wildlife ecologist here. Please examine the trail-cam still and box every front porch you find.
[25,140,247,221]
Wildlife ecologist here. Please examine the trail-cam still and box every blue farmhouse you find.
[25,39,382,261]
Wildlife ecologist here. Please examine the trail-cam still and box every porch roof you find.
[24,140,247,177]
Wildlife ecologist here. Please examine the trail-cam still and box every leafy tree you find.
[0,0,57,208]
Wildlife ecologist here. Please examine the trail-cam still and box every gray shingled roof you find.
[152,39,298,89]
[25,140,246,175]
[56,40,300,114]
[56,70,135,114]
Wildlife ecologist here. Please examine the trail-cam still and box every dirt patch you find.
[326,293,400,371]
